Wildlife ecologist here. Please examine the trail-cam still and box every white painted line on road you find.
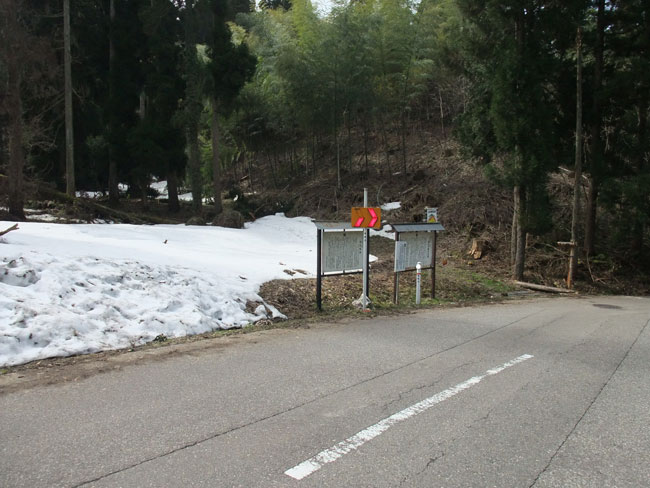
[285,354,534,480]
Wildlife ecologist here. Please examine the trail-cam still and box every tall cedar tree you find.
[181,0,213,215]
[604,1,650,257]
[0,0,56,219]
[134,0,186,212]
[583,0,606,257]
[206,0,256,217]
[107,0,145,204]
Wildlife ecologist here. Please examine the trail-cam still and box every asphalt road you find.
[1,295,649,487]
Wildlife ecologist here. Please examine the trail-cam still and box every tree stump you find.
[468,239,488,259]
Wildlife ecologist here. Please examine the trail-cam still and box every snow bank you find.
[0,215,315,367]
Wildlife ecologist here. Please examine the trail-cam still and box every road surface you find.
[1,295,649,487]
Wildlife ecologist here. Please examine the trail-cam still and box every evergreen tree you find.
[107,0,146,204]
[455,1,584,280]
[599,0,650,257]
[180,0,210,215]
[137,0,186,212]
[0,0,57,218]
[205,0,256,216]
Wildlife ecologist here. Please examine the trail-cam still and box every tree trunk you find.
[363,115,369,176]
[345,110,352,174]
[247,152,254,192]
[568,27,583,289]
[311,130,316,176]
[107,0,119,205]
[335,126,341,190]
[400,109,407,175]
[140,181,148,212]
[584,178,598,256]
[379,111,390,174]
[187,123,202,215]
[6,51,25,219]
[513,185,526,281]
[182,5,203,216]
[167,169,180,212]
[631,94,648,257]
[211,97,223,216]
[64,0,75,197]
[439,88,446,139]
[510,185,518,266]
[265,150,277,187]
[584,0,605,257]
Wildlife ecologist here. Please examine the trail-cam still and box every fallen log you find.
[75,199,169,225]
[0,224,19,237]
[513,280,576,294]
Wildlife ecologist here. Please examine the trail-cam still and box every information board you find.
[322,230,364,273]
[399,231,433,269]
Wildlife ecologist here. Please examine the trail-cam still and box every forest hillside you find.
[1,0,648,298]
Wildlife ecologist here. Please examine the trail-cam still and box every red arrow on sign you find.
[368,208,378,227]
[351,207,382,229]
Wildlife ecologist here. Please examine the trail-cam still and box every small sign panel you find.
[351,207,382,229]
[322,231,364,273]
[400,231,433,269]
[425,207,438,223]
[394,241,408,272]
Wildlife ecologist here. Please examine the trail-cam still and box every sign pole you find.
[432,231,437,299]
[362,188,369,310]
[316,228,322,311]
[394,232,400,304]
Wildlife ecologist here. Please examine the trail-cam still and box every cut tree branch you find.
[0,224,19,237]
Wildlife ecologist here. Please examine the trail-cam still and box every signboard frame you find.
[314,221,369,311]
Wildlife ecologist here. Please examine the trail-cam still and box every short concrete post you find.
[416,262,422,305]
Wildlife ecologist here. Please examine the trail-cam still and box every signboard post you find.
[346,189,380,311]
[362,190,369,310]
[391,222,445,304]
[314,187,379,312]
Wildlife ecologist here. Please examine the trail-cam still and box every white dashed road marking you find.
[285,354,534,480]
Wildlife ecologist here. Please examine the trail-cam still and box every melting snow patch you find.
[380,201,401,211]
[0,253,274,366]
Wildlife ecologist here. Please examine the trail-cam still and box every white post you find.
[416,262,422,305]
[362,188,369,310]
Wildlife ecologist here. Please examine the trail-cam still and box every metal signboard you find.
[391,221,444,304]
[394,241,408,272]
[400,231,433,269]
[351,207,382,229]
[322,230,364,273]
